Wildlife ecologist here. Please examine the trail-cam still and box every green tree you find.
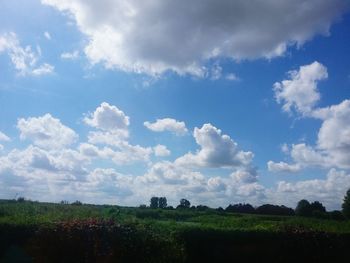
[159,197,167,208]
[342,189,350,219]
[150,197,159,209]
[295,199,311,216]
[178,198,190,209]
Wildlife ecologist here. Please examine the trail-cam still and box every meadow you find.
[1,199,350,262]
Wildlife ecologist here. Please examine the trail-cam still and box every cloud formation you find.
[17,114,78,149]
[0,32,54,76]
[84,102,130,132]
[153,144,171,157]
[270,63,350,172]
[0,131,10,142]
[41,0,347,76]
[144,118,188,135]
[273,61,328,115]
[176,123,253,168]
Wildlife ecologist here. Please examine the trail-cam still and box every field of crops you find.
[1,199,350,262]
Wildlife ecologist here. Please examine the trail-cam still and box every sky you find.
[0,0,350,210]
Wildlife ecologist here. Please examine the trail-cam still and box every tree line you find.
[146,189,350,220]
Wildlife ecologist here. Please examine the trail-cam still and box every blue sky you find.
[1,0,350,209]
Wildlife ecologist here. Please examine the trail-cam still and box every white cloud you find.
[84,102,130,132]
[153,144,171,157]
[86,168,133,197]
[0,131,10,142]
[210,64,222,80]
[176,123,253,168]
[273,61,328,115]
[267,161,301,173]
[83,103,153,164]
[87,130,128,146]
[141,161,205,185]
[273,169,350,210]
[270,62,350,171]
[61,50,79,60]
[2,145,88,180]
[17,114,78,149]
[41,0,348,76]
[44,31,51,40]
[231,168,258,183]
[144,118,188,136]
[0,32,54,76]
[31,63,54,76]
[226,73,239,81]
[80,141,152,165]
[315,100,350,168]
[110,141,152,164]
[290,143,327,166]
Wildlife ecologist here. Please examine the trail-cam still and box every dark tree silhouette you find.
[256,204,295,216]
[216,207,224,213]
[196,205,209,211]
[150,197,159,209]
[296,200,327,218]
[177,198,191,209]
[225,203,255,214]
[342,189,350,219]
[295,199,312,216]
[310,201,326,216]
[159,197,167,209]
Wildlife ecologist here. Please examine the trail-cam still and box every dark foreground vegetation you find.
[1,192,350,262]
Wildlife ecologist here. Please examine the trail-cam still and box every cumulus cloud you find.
[144,118,188,135]
[17,114,78,149]
[141,161,205,185]
[176,123,253,168]
[273,61,328,115]
[2,145,88,180]
[84,102,130,132]
[87,131,128,146]
[0,32,54,76]
[267,161,301,173]
[271,63,350,171]
[273,169,350,210]
[83,103,152,164]
[41,0,347,76]
[231,168,258,184]
[314,100,350,168]
[153,144,171,157]
[0,131,10,142]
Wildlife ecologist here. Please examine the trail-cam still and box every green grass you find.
[1,199,349,233]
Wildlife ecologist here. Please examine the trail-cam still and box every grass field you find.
[1,199,350,262]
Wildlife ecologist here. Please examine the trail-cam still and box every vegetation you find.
[342,189,350,219]
[1,190,350,261]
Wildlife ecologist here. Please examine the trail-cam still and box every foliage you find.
[296,200,327,218]
[256,204,295,216]
[177,199,191,209]
[342,189,350,219]
[150,196,167,209]
[159,197,167,209]
[226,203,255,214]
[150,197,159,209]
[296,199,312,217]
